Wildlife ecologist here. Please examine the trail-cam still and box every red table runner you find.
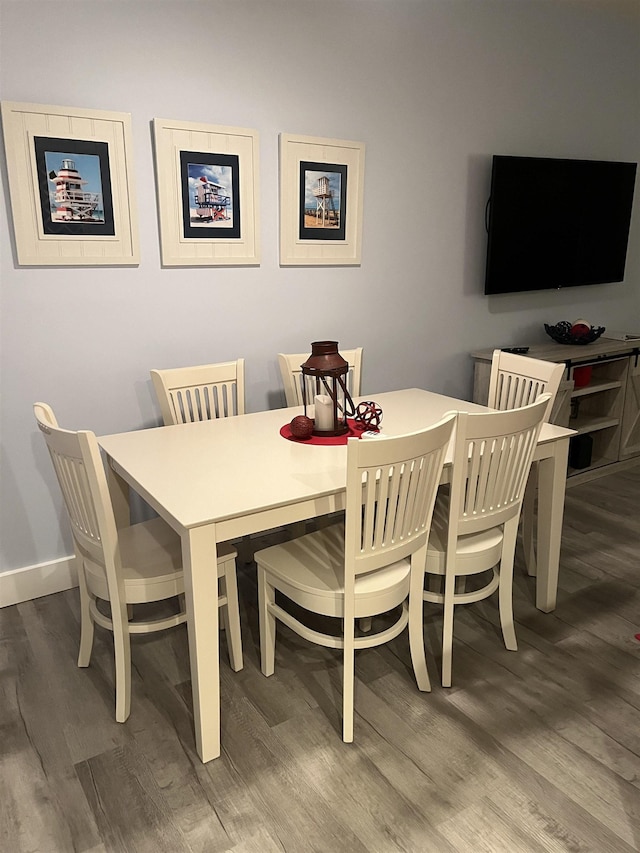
[279,418,366,445]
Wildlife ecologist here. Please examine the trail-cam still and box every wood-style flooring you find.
[2,466,639,852]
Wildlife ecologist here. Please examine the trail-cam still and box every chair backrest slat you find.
[51,448,101,542]
[345,414,456,578]
[151,360,245,425]
[450,395,550,537]
[34,403,122,592]
[488,350,564,422]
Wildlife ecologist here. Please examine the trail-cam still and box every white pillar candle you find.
[314,394,334,432]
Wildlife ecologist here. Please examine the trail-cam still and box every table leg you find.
[106,462,131,529]
[521,464,538,577]
[182,524,220,763]
[534,437,570,613]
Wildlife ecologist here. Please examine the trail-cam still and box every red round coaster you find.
[280,419,363,445]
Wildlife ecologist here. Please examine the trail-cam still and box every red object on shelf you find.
[280,419,363,445]
[573,365,592,388]
[571,318,591,338]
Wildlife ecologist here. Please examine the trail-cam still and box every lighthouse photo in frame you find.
[34,136,115,236]
[1,101,139,265]
[153,117,260,266]
[299,161,347,241]
[279,133,365,266]
[179,150,241,240]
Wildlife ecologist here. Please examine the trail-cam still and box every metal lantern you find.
[301,341,356,437]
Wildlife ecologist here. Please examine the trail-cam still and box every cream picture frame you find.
[153,118,260,266]
[280,133,365,266]
[1,101,139,266]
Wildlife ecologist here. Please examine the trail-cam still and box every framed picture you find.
[280,133,365,266]
[153,118,259,266]
[1,101,139,266]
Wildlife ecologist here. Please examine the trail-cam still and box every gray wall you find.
[1,0,639,575]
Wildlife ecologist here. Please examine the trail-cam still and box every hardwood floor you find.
[2,466,639,852]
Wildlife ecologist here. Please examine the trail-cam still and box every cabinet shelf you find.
[571,378,622,398]
[470,338,640,481]
[568,457,616,477]
[570,415,620,435]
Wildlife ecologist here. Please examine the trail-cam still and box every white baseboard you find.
[0,556,78,608]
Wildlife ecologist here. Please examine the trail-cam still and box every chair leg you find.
[76,559,95,668]
[221,558,243,672]
[499,519,518,651]
[441,565,456,688]
[408,558,430,692]
[342,618,356,743]
[257,565,276,676]
[522,465,538,577]
[112,600,132,723]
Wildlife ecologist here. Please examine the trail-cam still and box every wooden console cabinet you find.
[471,337,640,484]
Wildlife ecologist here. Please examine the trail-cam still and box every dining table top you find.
[99,387,574,534]
[98,386,575,763]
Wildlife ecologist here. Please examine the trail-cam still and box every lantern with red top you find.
[301,341,356,437]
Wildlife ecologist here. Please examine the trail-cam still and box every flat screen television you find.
[484,155,637,295]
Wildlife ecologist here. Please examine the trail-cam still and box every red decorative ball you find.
[571,318,591,338]
[355,401,383,431]
[290,415,314,440]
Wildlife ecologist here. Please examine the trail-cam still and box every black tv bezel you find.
[483,154,637,296]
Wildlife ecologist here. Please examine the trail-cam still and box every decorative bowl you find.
[544,321,606,345]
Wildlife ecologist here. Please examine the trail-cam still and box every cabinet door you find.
[620,356,640,460]
[472,360,491,405]
[552,378,574,427]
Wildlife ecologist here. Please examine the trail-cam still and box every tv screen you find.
[484,155,637,295]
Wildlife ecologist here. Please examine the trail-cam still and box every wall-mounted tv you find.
[484,155,637,295]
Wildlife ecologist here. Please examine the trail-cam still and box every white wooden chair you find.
[487,349,564,421]
[278,347,363,408]
[150,359,245,425]
[34,402,243,723]
[151,358,253,561]
[487,350,565,576]
[255,414,456,742]
[423,395,550,687]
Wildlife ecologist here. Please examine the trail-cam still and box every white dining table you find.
[99,388,574,763]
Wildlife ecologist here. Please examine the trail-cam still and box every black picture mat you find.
[299,160,347,241]
[34,136,115,236]
[180,150,241,240]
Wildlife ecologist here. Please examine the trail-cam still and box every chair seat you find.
[426,496,503,576]
[255,523,412,619]
[85,516,237,604]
